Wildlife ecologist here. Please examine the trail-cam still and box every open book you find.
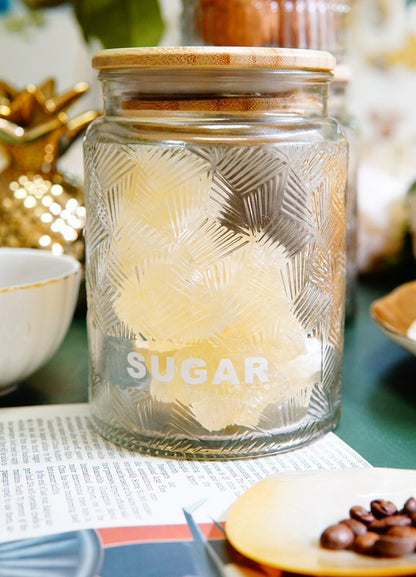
[0,403,369,576]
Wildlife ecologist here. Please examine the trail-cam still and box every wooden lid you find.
[92,46,335,72]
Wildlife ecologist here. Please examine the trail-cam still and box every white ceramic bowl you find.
[0,248,81,393]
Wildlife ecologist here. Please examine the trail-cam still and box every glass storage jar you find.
[84,47,348,459]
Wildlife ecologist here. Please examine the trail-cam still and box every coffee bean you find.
[354,532,380,555]
[388,525,416,542]
[403,497,416,516]
[374,534,416,558]
[369,515,412,534]
[370,499,397,519]
[321,496,416,558]
[350,506,375,525]
[320,524,355,550]
[340,518,367,536]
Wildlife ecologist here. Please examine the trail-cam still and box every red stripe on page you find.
[97,523,226,546]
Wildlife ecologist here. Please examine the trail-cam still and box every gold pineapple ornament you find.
[0,78,99,261]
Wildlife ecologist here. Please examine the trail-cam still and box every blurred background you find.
[1,0,416,278]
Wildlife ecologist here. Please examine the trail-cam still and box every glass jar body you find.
[84,68,347,459]
[329,78,359,322]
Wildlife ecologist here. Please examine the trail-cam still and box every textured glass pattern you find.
[84,140,347,458]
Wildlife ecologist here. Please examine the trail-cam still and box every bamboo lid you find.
[92,46,335,73]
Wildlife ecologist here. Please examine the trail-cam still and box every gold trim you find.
[0,268,79,293]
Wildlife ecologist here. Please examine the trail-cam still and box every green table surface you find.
[1,266,415,468]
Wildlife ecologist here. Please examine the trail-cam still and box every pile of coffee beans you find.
[320,497,416,557]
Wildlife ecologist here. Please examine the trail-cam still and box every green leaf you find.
[22,0,67,8]
[71,0,164,48]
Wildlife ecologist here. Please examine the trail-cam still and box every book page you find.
[0,403,369,544]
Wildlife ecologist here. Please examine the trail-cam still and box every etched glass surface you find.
[84,139,347,458]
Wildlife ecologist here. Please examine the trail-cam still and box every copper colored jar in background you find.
[182,0,351,62]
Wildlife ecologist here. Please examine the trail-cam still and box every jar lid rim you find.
[333,64,352,83]
[92,46,335,72]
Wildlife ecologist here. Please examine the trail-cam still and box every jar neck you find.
[99,69,332,118]
[328,80,349,119]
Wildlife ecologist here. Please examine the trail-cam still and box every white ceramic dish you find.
[370,281,416,356]
[0,248,81,393]
[226,467,416,577]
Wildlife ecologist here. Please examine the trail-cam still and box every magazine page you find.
[0,403,369,576]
